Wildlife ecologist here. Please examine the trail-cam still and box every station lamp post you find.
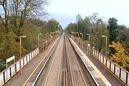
[86,34,90,44]
[101,35,108,55]
[80,33,83,39]
[19,35,26,74]
[38,33,42,48]
[80,33,83,48]
[86,34,91,56]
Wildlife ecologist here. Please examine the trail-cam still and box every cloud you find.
[43,13,76,28]
[46,0,129,27]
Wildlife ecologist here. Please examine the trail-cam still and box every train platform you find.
[70,38,125,86]
[70,38,115,86]
[4,38,59,86]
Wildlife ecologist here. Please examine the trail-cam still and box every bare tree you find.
[19,0,48,28]
[0,0,48,33]
[0,0,9,32]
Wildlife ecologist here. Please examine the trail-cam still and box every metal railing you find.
[0,48,39,86]
[87,46,129,85]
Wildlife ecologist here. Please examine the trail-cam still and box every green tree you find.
[107,18,118,55]
[119,28,129,55]
[107,18,118,43]
[47,19,59,32]
[76,14,85,33]
[83,17,91,39]
[66,23,77,34]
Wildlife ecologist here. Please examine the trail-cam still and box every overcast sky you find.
[46,0,129,28]
[0,0,129,28]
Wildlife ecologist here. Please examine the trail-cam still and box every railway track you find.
[59,36,73,86]
[24,34,97,86]
[70,46,97,86]
[60,36,97,86]
[34,35,64,86]
[66,37,97,86]
[23,37,60,86]
[33,39,60,86]
[66,37,86,86]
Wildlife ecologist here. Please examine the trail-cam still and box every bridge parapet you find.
[0,48,39,86]
[87,45,129,85]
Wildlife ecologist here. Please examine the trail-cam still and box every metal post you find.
[89,35,90,44]
[102,35,108,56]
[38,34,39,48]
[38,33,42,49]
[20,36,22,74]
[87,34,91,56]
[86,34,90,44]
[19,36,26,74]
[80,33,83,48]
[106,36,108,52]
[82,33,83,48]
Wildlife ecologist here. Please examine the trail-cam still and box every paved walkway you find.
[4,38,59,86]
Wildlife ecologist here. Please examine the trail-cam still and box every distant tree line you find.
[66,13,129,70]
[66,13,108,52]
[0,0,62,61]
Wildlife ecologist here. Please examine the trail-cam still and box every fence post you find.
[126,72,128,84]
[9,68,11,78]
[3,72,5,84]
[114,64,116,74]
[15,64,17,73]
[119,68,121,78]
